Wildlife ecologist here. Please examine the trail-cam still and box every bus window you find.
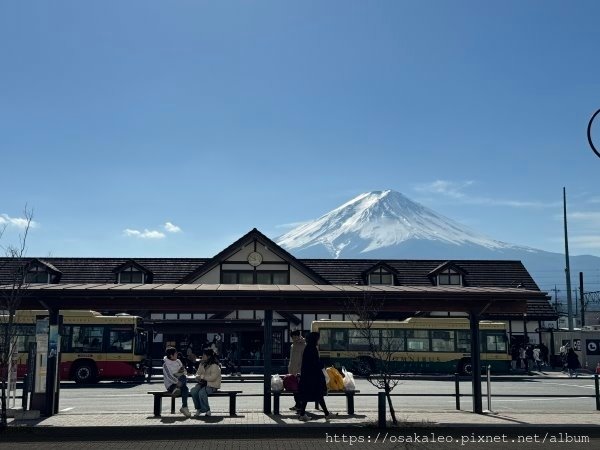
[381,329,405,352]
[331,330,347,351]
[406,330,429,352]
[456,330,470,352]
[108,329,134,352]
[431,330,454,352]
[15,325,35,352]
[348,329,372,351]
[72,326,104,352]
[319,329,331,350]
[485,333,507,353]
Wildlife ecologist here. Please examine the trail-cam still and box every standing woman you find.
[297,332,334,421]
[191,349,222,416]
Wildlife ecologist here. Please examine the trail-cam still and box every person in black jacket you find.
[566,348,581,378]
[297,332,334,422]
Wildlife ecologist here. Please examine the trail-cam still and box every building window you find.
[222,271,253,284]
[369,267,393,285]
[437,268,462,286]
[25,266,50,284]
[257,271,289,284]
[222,271,289,284]
[118,266,144,284]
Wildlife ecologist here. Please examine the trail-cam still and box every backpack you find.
[326,367,344,391]
[283,374,299,392]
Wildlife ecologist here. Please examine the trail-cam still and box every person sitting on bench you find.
[163,346,191,418]
[191,348,222,417]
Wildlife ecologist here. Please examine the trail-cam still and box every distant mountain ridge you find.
[275,190,600,293]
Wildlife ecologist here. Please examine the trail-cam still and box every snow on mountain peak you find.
[276,190,515,258]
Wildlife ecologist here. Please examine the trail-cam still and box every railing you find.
[375,373,600,428]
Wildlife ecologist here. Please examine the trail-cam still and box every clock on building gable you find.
[247,251,263,267]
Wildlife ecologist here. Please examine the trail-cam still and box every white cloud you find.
[413,180,559,208]
[164,222,182,233]
[123,228,165,239]
[0,213,38,229]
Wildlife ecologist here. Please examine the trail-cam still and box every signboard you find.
[573,339,582,351]
[586,339,600,355]
[35,317,49,393]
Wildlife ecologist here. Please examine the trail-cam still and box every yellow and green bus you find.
[312,318,510,375]
[1,310,148,383]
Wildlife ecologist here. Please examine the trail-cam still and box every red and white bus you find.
[1,310,148,383]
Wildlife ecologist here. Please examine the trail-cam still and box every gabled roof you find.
[112,259,153,275]
[428,261,468,276]
[179,228,329,284]
[361,261,400,284]
[27,258,62,275]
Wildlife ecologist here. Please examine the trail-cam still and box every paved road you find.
[33,376,598,415]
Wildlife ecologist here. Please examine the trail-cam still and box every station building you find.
[0,228,556,366]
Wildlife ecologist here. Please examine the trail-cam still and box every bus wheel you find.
[458,359,473,376]
[73,361,97,384]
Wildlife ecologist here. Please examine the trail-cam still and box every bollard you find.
[486,365,492,412]
[22,373,29,410]
[455,373,460,410]
[594,374,600,411]
[378,392,387,429]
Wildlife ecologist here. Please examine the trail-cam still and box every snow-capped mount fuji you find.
[276,190,600,292]
[276,190,532,259]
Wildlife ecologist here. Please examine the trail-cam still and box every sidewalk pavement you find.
[7,409,600,429]
[4,409,600,445]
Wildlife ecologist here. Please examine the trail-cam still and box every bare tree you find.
[0,207,34,428]
[347,292,403,426]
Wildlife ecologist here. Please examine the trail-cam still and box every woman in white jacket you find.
[191,348,222,416]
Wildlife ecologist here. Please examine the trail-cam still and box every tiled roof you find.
[0,257,555,318]
[299,259,539,289]
[0,257,209,284]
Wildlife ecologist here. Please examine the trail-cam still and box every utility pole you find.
[552,285,561,311]
[580,272,585,327]
[564,187,574,331]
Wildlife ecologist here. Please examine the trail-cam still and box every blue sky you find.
[1,1,600,262]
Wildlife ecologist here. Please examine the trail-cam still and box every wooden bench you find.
[148,390,242,417]
[271,390,360,415]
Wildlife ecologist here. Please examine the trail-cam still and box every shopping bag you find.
[283,374,299,392]
[271,374,284,391]
[326,367,344,391]
[342,367,356,391]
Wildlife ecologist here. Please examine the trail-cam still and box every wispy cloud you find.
[570,235,600,250]
[275,221,310,229]
[413,180,560,208]
[569,211,600,223]
[164,222,182,233]
[414,180,475,199]
[0,213,38,229]
[123,228,166,239]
